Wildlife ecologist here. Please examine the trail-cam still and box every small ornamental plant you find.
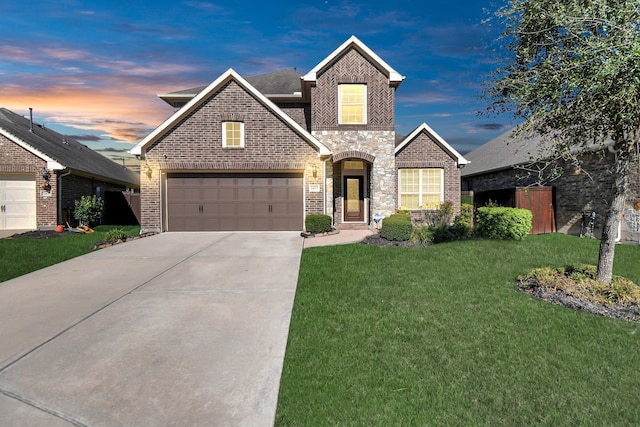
[73,195,104,227]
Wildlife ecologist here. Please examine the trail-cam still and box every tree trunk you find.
[595,148,632,284]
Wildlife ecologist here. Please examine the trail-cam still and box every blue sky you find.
[0,0,515,166]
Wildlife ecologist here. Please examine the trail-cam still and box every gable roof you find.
[0,108,139,187]
[303,35,405,86]
[158,69,305,107]
[131,68,331,157]
[460,130,552,178]
[395,123,469,167]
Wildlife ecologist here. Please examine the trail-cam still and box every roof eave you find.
[132,68,331,157]
[303,35,405,86]
[0,127,65,170]
[395,123,469,166]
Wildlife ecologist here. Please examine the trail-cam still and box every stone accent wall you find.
[141,80,324,232]
[310,48,395,132]
[463,151,640,240]
[313,130,396,225]
[395,130,462,215]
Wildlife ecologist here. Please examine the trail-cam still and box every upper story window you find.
[222,121,244,148]
[339,84,367,125]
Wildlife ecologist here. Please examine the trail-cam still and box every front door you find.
[344,176,364,222]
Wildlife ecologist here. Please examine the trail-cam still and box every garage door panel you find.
[1,174,37,230]
[166,173,303,231]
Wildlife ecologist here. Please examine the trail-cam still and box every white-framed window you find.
[399,168,444,210]
[222,121,244,148]
[338,84,367,125]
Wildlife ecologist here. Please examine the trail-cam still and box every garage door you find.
[166,173,304,231]
[0,174,37,230]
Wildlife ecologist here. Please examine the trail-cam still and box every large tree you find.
[487,0,640,283]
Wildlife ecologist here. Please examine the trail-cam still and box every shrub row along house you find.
[462,130,640,242]
[132,36,468,233]
[0,108,140,230]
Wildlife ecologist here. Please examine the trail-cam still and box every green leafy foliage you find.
[476,207,532,240]
[486,0,640,283]
[305,214,332,233]
[432,223,473,244]
[380,212,412,241]
[454,203,474,228]
[105,227,128,243]
[519,264,640,307]
[410,225,434,246]
[73,195,104,226]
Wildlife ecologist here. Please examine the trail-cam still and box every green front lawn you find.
[276,235,640,426]
[0,225,140,283]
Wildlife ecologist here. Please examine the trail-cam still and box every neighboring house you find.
[461,130,640,242]
[0,108,140,230]
[132,36,468,233]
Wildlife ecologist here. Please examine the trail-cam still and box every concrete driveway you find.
[0,232,303,426]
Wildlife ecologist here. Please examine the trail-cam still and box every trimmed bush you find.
[476,207,533,240]
[380,213,412,241]
[454,203,474,228]
[305,214,333,233]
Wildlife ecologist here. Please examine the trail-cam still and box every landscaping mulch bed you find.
[8,230,67,239]
[361,233,420,247]
[519,280,640,323]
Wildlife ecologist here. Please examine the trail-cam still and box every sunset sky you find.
[1,0,516,169]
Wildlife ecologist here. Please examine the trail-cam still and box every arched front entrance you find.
[332,151,375,228]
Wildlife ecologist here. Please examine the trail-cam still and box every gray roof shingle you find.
[0,108,139,187]
[461,130,553,178]
[166,69,303,98]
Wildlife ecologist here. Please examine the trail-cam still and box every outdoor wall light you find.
[145,165,153,179]
[41,168,50,181]
[312,164,318,178]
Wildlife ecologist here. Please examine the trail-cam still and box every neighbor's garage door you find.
[0,174,37,230]
[166,173,303,231]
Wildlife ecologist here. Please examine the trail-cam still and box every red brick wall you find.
[1,134,129,228]
[310,48,395,132]
[0,134,56,228]
[141,80,324,232]
[395,131,462,214]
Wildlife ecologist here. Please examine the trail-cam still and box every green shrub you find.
[105,227,128,243]
[305,214,333,233]
[73,195,104,227]
[436,201,455,226]
[475,207,532,240]
[461,194,473,205]
[380,213,412,241]
[454,203,474,228]
[432,223,473,244]
[410,226,434,246]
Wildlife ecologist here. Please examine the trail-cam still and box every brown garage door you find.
[166,173,303,231]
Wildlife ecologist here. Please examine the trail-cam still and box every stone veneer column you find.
[313,130,397,221]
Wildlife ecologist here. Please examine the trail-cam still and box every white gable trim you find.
[131,68,331,156]
[303,35,405,85]
[395,123,469,166]
[0,128,65,170]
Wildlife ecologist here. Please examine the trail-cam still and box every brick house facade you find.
[462,130,640,242]
[132,36,468,233]
[0,108,139,230]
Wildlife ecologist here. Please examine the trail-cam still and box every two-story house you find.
[131,36,468,233]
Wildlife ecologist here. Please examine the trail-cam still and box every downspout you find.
[57,169,72,225]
